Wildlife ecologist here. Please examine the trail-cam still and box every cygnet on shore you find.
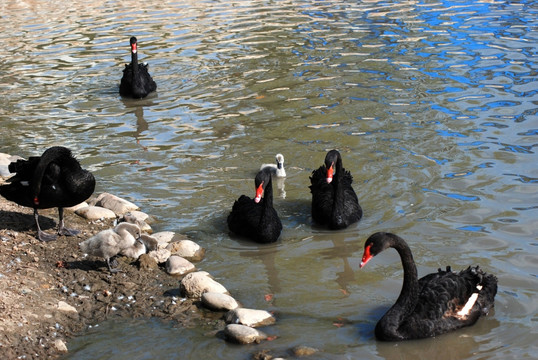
[120,233,159,259]
[79,222,141,273]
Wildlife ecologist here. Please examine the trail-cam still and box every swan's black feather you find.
[119,37,156,99]
[227,168,282,243]
[0,146,95,241]
[309,150,362,229]
[363,232,497,341]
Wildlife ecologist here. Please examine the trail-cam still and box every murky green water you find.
[1,0,536,359]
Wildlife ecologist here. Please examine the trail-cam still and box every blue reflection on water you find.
[422,188,480,201]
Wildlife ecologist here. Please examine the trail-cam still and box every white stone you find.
[75,206,117,220]
[57,301,77,313]
[151,231,176,249]
[91,192,139,216]
[180,271,228,298]
[54,339,68,352]
[201,292,239,311]
[148,248,171,263]
[66,202,89,212]
[225,308,276,327]
[224,324,267,344]
[166,255,195,275]
[166,240,205,261]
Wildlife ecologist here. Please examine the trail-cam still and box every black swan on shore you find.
[0,146,95,242]
[309,149,362,229]
[119,36,157,98]
[360,232,498,341]
[227,168,282,243]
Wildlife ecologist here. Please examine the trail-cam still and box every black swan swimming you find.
[119,36,157,98]
[227,168,282,243]
[0,146,95,242]
[360,232,498,341]
[260,153,286,178]
[309,149,362,229]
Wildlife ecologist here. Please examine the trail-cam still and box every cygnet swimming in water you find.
[260,153,286,178]
[79,222,142,273]
[120,233,159,259]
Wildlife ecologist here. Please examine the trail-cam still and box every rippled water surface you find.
[1,0,537,359]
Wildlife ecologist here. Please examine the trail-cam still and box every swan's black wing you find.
[0,157,41,208]
[227,195,281,243]
[396,266,497,339]
[309,165,333,225]
[120,64,156,98]
[340,167,362,224]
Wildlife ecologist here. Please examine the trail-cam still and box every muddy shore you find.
[0,195,223,359]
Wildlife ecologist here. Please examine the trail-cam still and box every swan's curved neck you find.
[262,177,274,208]
[376,235,419,338]
[331,157,344,206]
[131,45,139,76]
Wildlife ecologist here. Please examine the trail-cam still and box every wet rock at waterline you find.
[180,271,228,298]
[90,192,139,216]
[201,292,239,311]
[166,255,195,275]
[225,308,276,327]
[223,324,268,345]
[166,239,206,262]
[151,231,176,249]
[75,205,117,220]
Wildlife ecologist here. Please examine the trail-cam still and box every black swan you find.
[0,146,96,242]
[309,149,362,229]
[260,153,286,178]
[360,232,498,341]
[227,168,282,243]
[119,36,157,98]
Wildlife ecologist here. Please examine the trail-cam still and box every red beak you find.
[34,196,39,206]
[326,163,334,184]
[360,244,373,268]
[255,181,264,203]
[131,43,137,53]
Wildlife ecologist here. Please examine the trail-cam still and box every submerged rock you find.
[225,308,275,327]
[166,255,195,275]
[180,271,228,298]
[223,324,268,344]
[201,292,239,311]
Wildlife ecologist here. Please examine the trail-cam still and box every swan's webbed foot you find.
[106,257,122,273]
[38,230,57,242]
[58,226,80,237]
[34,209,57,242]
[57,208,80,237]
